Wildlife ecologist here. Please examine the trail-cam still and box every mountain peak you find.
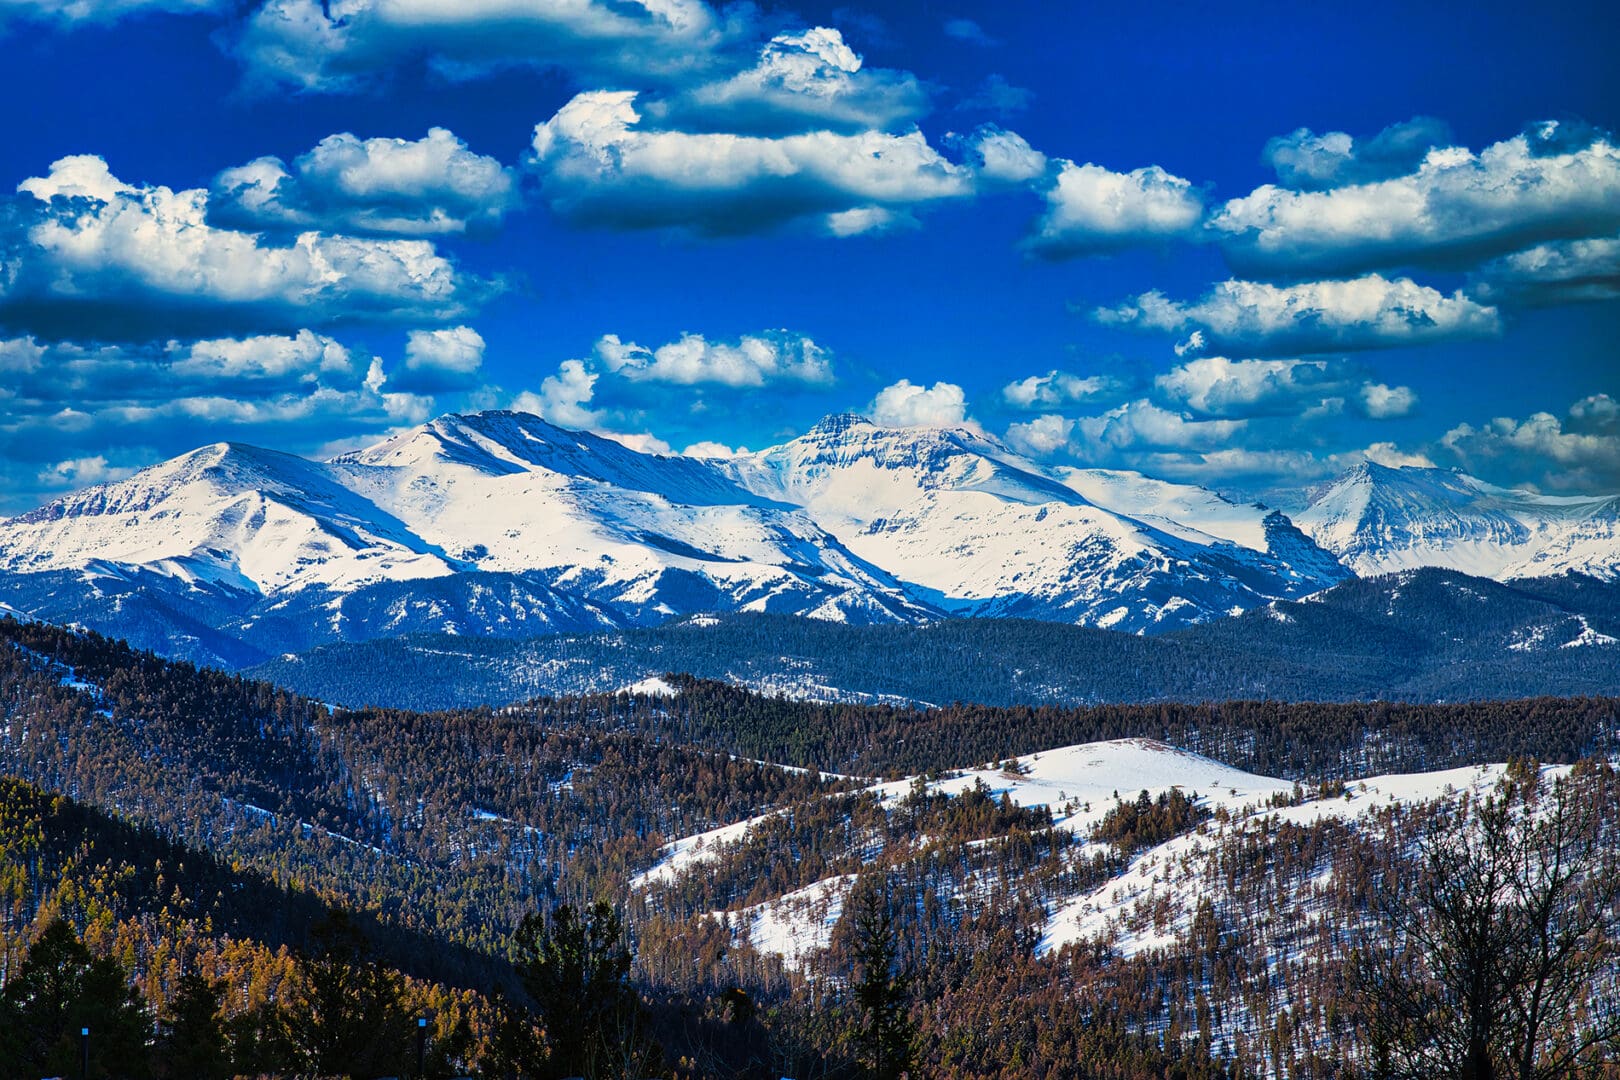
[807,413,875,436]
[1296,457,1620,580]
[337,409,585,476]
[1341,460,1391,481]
[1336,459,1486,488]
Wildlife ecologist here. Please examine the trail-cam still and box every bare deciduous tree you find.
[1353,762,1620,1080]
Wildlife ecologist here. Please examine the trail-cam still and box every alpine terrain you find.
[0,410,1365,665]
[1295,461,1620,579]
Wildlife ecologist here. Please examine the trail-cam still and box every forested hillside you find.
[251,569,1620,711]
[1,615,1617,1078]
[0,617,848,964]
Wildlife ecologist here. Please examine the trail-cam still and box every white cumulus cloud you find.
[1470,234,1620,305]
[0,330,443,506]
[1441,394,1620,491]
[1155,357,1334,417]
[1002,370,1116,409]
[212,128,518,237]
[960,126,1048,184]
[230,0,737,94]
[1026,160,1204,258]
[1358,382,1417,419]
[1360,441,1435,469]
[169,329,356,381]
[512,358,602,429]
[1153,356,1412,421]
[527,90,975,236]
[1074,399,1245,452]
[1261,116,1452,191]
[868,379,970,428]
[35,455,138,487]
[1096,274,1500,355]
[595,331,832,387]
[2,155,491,340]
[599,430,674,455]
[648,27,928,135]
[1211,121,1620,279]
[822,205,918,237]
[393,325,485,391]
[1004,413,1075,456]
[682,440,748,458]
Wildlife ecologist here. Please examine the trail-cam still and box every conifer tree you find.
[0,918,152,1079]
[514,901,657,1080]
[848,882,916,1080]
[285,911,413,1078]
[155,970,230,1080]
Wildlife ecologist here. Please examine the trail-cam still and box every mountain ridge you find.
[1295,460,1620,579]
[0,409,1350,659]
[0,409,1615,668]
[247,567,1620,711]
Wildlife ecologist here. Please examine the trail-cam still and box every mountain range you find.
[248,569,1620,710]
[0,409,1615,669]
[1296,461,1620,579]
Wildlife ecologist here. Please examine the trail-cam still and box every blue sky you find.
[0,0,1616,512]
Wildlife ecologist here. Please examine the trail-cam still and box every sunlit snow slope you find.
[0,410,1362,660]
[1296,462,1620,580]
[721,415,1350,631]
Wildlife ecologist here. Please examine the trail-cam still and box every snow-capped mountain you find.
[0,409,1355,662]
[0,441,456,595]
[0,412,931,664]
[323,412,928,625]
[720,415,1349,630]
[1296,462,1620,580]
[1056,466,1350,584]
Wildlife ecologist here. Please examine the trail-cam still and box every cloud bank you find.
[1212,122,1620,279]
[230,0,740,94]
[212,128,518,237]
[1096,275,1501,355]
[528,90,975,236]
[1,156,492,341]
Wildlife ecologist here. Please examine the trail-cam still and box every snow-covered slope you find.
[636,734,1581,999]
[0,409,1357,658]
[721,416,1349,631]
[0,412,932,661]
[326,412,928,625]
[1060,467,1350,586]
[864,738,1292,831]
[634,737,1293,891]
[1296,462,1620,580]
[1038,757,1574,956]
[1058,468,1275,550]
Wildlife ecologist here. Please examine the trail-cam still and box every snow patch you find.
[620,676,679,697]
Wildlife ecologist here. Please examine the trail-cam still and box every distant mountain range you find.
[1296,461,1620,579]
[249,569,1620,711]
[0,409,1615,670]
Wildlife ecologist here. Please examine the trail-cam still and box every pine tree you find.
[848,882,915,1080]
[514,901,657,1080]
[155,970,230,1080]
[0,918,152,1079]
[284,911,413,1078]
